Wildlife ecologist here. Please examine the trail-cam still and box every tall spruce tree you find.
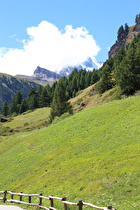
[27,87,38,110]
[1,101,9,117]
[115,41,140,95]
[41,87,50,107]
[90,69,100,85]
[125,23,129,32]
[9,95,16,114]
[97,63,114,94]
[15,90,22,105]
[37,85,43,107]
[15,90,23,113]
[118,25,124,35]
[49,80,73,122]
[20,99,27,114]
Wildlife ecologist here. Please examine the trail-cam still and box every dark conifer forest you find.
[97,33,140,95]
[1,68,99,116]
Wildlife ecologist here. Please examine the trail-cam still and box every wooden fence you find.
[0,191,116,210]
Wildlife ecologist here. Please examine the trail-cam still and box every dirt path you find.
[0,205,25,210]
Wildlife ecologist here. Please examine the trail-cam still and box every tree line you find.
[135,13,140,23]
[97,33,140,95]
[1,68,99,118]
[118,23,129,35]
[118,13,140,35]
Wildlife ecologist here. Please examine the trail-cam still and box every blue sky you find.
[0,0,139,75]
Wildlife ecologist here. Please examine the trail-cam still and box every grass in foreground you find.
[0,96,140,210]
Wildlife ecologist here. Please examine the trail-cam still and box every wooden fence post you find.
[107,206,112,209]
[50,195,53,207]
[62,197,67,210]
[20,192,22,201]
[3,190,7,203]
[11,193,13,201]
[78,200,83,210]
[29,196,31,203]
[39,193,42,205]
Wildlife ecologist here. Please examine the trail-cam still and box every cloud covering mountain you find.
[0,21,100,76]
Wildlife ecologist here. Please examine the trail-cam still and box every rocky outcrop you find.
[108,20,140,59]
[33,66,61,81]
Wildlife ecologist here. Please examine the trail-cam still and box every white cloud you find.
[0,21,100,76]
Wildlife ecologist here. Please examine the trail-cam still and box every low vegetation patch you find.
[0,107,50,135]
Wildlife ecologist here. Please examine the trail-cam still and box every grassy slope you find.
[70,85,122,111]
[0,95,140,209]
[0,107,51,134]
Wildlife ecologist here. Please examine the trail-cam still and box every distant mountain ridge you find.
[16,66,61,82]
[33,66,61,80]
[59,57,102,77]
[16,57,102,81]
[0,73,39,111]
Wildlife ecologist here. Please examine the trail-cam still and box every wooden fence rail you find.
[0,191,116,210]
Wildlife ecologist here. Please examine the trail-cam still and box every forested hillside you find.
[1,69,99,117]
[97,33,140,95]
[0,73,39,111]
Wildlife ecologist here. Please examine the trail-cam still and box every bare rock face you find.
[33,66,61,81]
[108,31,128,59]
[108,20,140,59]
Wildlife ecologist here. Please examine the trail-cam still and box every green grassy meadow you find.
[0,95,140,209]
[0,107,50,134]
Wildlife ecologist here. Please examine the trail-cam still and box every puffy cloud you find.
[0,21,100,76]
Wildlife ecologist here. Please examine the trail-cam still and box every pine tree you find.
[114,46,126,81]
[118,25,124,35]
[125,23,129,32]
[80,72,85,90]
[28,95,38,110]
[51,81,57,99]
[28,87,37,97]
[85,72,91,87]
[20,99,27,114]
[97,64,114,94]
[135,14,139,23]
[37,85,43,107]
[90,69,100,85]
[49,80,73,122]
[15,90,23,113]
[72,89,76,98]
[27,87,38,109]
[1,101,9,117]
[41,87,50,107]
[15,90,22,105]
[9,95,16,114]
[114,46,126,66]
[72,76,78,93]
[115,41,140,95]
[46,84,53,103]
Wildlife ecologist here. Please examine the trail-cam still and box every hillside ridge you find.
[0,73,40,111]
[108,19,140,58]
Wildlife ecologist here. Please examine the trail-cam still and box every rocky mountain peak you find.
[33,66,61,81]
